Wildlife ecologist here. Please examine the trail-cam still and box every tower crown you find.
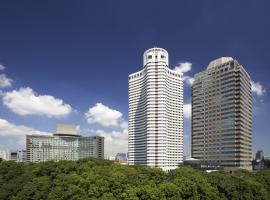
[207,57,233,69]
[143,47,169,67]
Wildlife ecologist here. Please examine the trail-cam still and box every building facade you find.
[192,57,252,171]
[128,47,184,171]
[0,150,26,162]
[0,150,9,160]
[115,153,127,162]
[255,150,264,161]
[26,124,104,163]
[17,150,27,162]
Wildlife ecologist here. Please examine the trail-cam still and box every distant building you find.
[17,150,27,162]
[183,157,224,172]
[115,153,127,163]
[108,156,115,161]
[253,161,266,170]
[26,124,104,163]
[183,157,202,169]
[264,155,270,160]
[0,150,9,160]
[128,47,184,171]
[0,150,26,162]
[255,150,264,161]
[9,150,18,161]
[192,57,252,172]
[253,150,266,170]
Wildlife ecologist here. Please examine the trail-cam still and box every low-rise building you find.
[115,153,127,164]
[0,150,9,160]
[26,124,104,163]
[0,150,26,162]
[255,150,264,161]
[183,157,224,172]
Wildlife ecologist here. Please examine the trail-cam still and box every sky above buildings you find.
[0,0,269,157]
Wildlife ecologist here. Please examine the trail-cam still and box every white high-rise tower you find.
[128,47,183,171]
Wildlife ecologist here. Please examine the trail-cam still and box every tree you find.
[0,158,270,200]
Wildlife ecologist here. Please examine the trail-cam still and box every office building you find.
[128,47,184,171]
[183,157,223,172]
[0,150,9,160]
[255,150,264,161]
[9,150,18,161]
[115,153,127,163]
[17,150,27,162]
[0,150,26,162]
[26,124,104,163]
[192,57,252,171]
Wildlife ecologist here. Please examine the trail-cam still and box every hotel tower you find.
[192,57,252,171]
[128,47,183,171]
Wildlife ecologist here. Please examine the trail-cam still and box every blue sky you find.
[0,0,269,157]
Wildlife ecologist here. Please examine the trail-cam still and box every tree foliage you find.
[0,158,269,200]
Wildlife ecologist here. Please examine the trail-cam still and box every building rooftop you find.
[143,47,169,67]
[55,124,77,136]
[207,57,233,69]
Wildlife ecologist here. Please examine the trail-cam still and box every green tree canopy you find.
[0,158,269,200]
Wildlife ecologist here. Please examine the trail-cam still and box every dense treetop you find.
[0,158,269,200]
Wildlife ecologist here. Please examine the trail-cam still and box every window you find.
[148,55,152,59]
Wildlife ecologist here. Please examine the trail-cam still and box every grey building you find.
[0,150,26,162]
[192,57,252,171]
[255,150,264,161]
[115,153,127,162]
[9,151,18,161]
[17,150,27,162]
[26,124,104,163]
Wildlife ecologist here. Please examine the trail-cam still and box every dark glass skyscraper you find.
[192,57,252,171]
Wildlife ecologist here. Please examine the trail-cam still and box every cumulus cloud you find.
[2,87,73,117]
[0,74,13,88]
[184,103,191,119]
[183,75,195,86]
[84,103,128,156]
[174,62,192,73]
[0,118,51,137]
[96,128,128,157]
[0,118,51,148]
[85,103,125,127]
[120,121,128,129]
[174,62,194,86]
[251,81,266,96]
[0,64,5,70]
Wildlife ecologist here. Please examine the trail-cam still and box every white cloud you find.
[85,103,125,127]
[174,62,194,86]
[2,87,73,118]
[251,81,266,96]
[183,75,195,86]
[184,103,191,119]
[0,118,51,137]
[83,103,128,156]
[0,64,5,70]
[0,74,12,88]
[96,128,128,157]
[174,62,192,73]
[120,121,128,129]
[0,118,51,148]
